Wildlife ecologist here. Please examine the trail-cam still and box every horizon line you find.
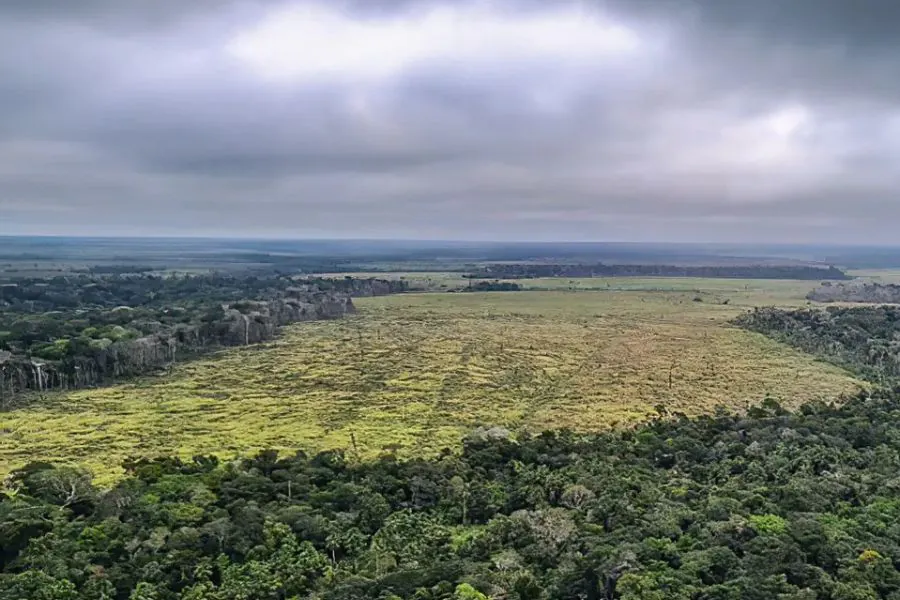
[2,234,899,250]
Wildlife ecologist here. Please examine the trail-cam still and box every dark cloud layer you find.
[1,0,899,242]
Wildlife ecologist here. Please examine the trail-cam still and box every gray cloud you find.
[1,0,899,242]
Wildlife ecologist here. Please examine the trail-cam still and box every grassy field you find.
[324,272,829,297]
[0,280,865,484]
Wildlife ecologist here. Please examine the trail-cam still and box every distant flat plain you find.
[0,277,866,484]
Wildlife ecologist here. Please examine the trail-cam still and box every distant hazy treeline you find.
[468,263,850,280]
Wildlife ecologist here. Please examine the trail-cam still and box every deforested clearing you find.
[0,287,864,483]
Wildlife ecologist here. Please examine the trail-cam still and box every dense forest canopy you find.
[3,390,900,599]
[0,274,408,401]
[0,274,407,314]
[807,283,900,304]
[735,305,900,384]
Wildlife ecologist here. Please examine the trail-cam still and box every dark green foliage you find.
[0,274,407,402]
[468,263,850,280]
[736,305,900,383]
[5,390,900,598]
[461,281,522,292]
[0,274,407,325]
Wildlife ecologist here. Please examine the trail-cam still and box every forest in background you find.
[3,237,887,277]
[468,264,850,281]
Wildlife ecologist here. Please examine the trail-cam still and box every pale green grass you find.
[0,285,863,484]
[848,269,900,284]
[322,273,824,300]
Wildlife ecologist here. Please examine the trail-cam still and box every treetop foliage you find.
[736,304,900,383]
[4,389,900,599]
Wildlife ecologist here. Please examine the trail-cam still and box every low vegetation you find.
[0,289,863,483]
[5,389,900,599]
[469,263,851,280]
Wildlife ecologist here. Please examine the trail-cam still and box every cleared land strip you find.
[0,287,864,483]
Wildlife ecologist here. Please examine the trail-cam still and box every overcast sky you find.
[2,0,899,243]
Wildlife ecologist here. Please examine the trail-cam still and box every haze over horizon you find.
[2,0,899,243]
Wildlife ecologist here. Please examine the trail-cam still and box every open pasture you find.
[322,271,826,300]
[0,281,863,483]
